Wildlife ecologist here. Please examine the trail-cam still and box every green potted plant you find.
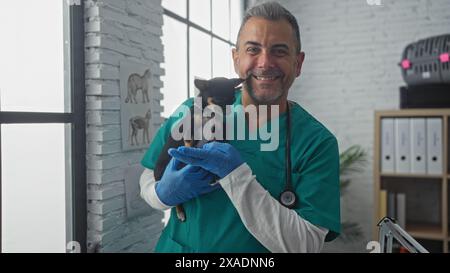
[337,145,367,242]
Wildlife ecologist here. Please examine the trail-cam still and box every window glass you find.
[0,0,66,112]
[1,124,69,253]
[161,16,188,117]
[162,0,187,18]
[212,0,230,40]
[230,0,244,44]
[189,0,211,30]
[213,38,232,78]
[189,27,212,97]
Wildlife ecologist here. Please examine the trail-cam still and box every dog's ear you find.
[194,79,209,91]
[231,78,245,88]
[208,77,244,91]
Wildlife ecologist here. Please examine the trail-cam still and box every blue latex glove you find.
[168,142,244,179]
[155,157,220,206]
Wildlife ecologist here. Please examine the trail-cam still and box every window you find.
[161,0,245,118]
[0,1,66,112]
[0,1,86,253]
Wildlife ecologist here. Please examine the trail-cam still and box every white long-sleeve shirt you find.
[139,163,328,253]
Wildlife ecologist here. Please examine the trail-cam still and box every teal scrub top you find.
[141,90,341,253]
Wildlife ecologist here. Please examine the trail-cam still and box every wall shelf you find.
[381,173,443,179]
[374,109,449,253]
[406,223,444,240]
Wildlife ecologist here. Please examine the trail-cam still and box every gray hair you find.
[236,1,301,53]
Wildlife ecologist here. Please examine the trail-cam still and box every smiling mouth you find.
[252,75,281,81]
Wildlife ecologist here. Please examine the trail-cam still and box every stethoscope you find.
[278,101,298,209]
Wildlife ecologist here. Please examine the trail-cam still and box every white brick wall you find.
[250,0,450,252]
[85,0,165,253]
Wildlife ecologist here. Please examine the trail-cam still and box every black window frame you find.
[0,3,86,253]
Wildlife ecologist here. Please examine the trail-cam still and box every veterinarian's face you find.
[233,17,305,105]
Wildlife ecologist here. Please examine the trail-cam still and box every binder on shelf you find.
[379,190,388,221]
[381,118,395,173]
[410,118,427,174]
[395,118,411,173]
[426,118,443,175]
[387,191,396,219]
[396,193,406,229]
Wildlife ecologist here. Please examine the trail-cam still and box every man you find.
[140,2,340,253]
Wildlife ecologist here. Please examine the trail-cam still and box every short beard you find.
[244,78,286,105]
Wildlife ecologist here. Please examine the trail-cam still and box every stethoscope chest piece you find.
[279,190,297,209]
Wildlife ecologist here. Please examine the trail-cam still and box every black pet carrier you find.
[400,34,450,86]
